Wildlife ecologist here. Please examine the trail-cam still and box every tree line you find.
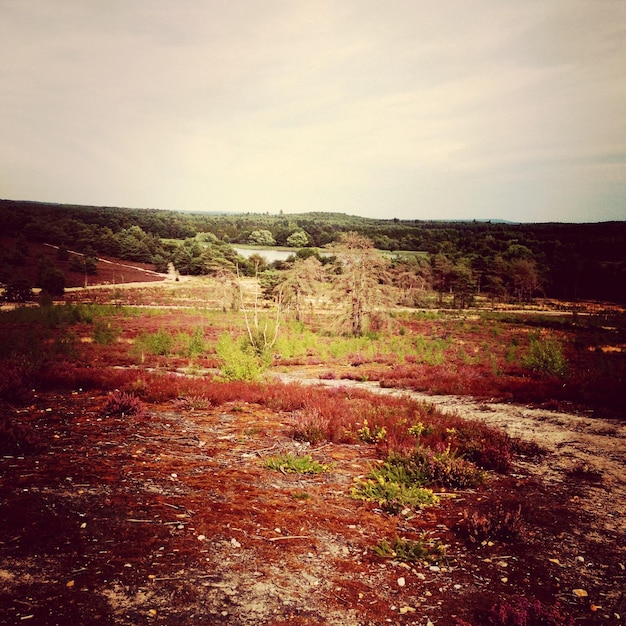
[1,199,625,305]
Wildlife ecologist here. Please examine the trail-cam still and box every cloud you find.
[0,0,624,221]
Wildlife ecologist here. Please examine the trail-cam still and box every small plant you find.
[0,416,42,455]
[523,334,567,376]
[457,502,524,544]
[263,453,331,474]
[288,409,330,444]
[136,329,174,356]
[485,596,574,626]
[351,472,439,514]
[373,535,446,563]
[104,390,150,419]
[384,446,486,489]
[357,418,387,443]
[215,333,269,381]
[566,462,603,483]
[187,326,206,358]
[173,395,211,411]
[92,320,120,345]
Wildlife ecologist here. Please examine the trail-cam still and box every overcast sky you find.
[1,1,624,223]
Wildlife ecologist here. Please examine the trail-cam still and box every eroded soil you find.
[1,377,624,625]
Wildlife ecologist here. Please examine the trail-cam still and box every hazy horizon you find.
[1,1,624,224]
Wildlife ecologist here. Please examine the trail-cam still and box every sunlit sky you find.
[1,1,624,223]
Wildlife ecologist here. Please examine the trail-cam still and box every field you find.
[1,267,625,625]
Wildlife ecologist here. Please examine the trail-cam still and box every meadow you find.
[1,276,624,625]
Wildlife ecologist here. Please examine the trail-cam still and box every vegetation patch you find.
[263,453,331,474]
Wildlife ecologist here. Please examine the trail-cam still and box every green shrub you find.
[136,329,174,356]
[215,333,268,381]
[373,535,446,563]
[351,472,439,514]
[93,320,120,345]
[384,446,486,489]
[523,335,567,376]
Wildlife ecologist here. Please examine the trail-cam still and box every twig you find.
[267,535,311,542]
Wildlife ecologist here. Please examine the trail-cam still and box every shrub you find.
[523,335,567,376]
[456,502,524,544]
[93,320,120,345]
[485,596,574,626]
[136,329,174,356]
[215,333,268,381]
[351,473,439,514]
[383,446,486,489]
[372,535,446,563]
[0,416,43,455]
[103,390,150,419]
[288,409,330,445]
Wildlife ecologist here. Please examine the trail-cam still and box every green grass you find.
[263,453,331,474]
[372,535,446,563]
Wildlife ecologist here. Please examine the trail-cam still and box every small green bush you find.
[215,333,268,381]
[351,473,439,514]
[523,335,567,376]
[93,320,120,345]
[373,535,446,563]
[136,329,174,356]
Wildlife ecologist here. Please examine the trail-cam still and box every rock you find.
[573,589,588,598]
[397,577,406,587]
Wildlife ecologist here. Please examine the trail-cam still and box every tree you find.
[286,230,309,247]
[329,232,393,336]
[512,258,540,302]
[248,230,276,246]
[36,256,65,297]
[393,256,432,306]
[450,261,475,309]
[431,254,454,306]
[276,256,325,322]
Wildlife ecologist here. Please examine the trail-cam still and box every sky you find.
[1,1,624,223]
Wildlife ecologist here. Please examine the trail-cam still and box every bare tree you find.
[276,256,325,322]
[236,264,281,355]
[329,232,394,335]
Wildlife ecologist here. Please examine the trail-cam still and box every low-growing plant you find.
[457,502,524,544]
[357,418,387,443]
[566,462,603,483]
[523,334,567,376]
[92,320,120,345]
[485,596,574,626]
[0,416,43,455]
[373,535,446,563]
[104,390,150,419]
[263,453,331,474]
[383,446,486,489]
[135,329,174,356]
[288,409,331,444]
[351,472,439,514]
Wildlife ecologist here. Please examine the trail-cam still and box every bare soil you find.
[1,374,624,625]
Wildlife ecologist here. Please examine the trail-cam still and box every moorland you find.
[0,200,625,625]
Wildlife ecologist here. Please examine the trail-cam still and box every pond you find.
[232,246,296,263]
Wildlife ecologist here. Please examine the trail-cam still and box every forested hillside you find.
[1,199,625,304]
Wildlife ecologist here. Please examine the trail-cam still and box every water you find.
[232,246,298,263]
